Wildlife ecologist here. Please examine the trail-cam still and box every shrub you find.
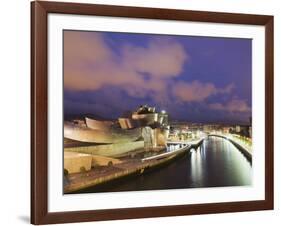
[107,161,113,167]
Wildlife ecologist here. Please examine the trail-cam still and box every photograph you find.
[63,30,253,194]
[30,1,274,224]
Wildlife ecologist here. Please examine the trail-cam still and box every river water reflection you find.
[77,136,252,193]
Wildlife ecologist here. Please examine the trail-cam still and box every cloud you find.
[217,83,235,94]
[172,81,216,102]
[64,31,187,96]
[64,31,111,67]
[209,99,251,112]
[121,40,188,77]
[172,81,235,102]
[64,31,235,104]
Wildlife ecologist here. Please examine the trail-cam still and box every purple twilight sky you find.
[63,30,252,124]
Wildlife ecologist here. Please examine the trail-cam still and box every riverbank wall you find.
[208,134,252,162]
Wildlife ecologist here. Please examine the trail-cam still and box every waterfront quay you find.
[64,138,204,193]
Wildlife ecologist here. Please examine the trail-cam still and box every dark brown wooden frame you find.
[31,1,274,224]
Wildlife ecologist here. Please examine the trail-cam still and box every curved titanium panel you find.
[64,122,142,144]
[85,117,113,131]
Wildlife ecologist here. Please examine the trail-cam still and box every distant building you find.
[230,125,251,138]
[235,125,241,133]
[203,125,211,133]
[222,127,231,134]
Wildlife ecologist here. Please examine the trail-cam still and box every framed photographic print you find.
[31,1,274,224]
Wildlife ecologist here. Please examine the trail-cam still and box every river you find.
[76,136,252,193]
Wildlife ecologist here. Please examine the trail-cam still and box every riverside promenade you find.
[64,138,204,193]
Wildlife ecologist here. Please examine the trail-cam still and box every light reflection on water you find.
[188,136,252,188]
[190,148,203,187]
[75,136,252,193]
